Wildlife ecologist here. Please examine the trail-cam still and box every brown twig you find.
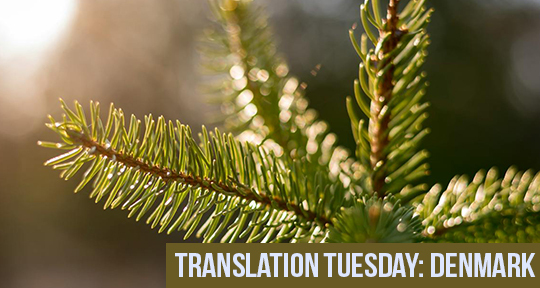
[370,0,401,196]
[75,133,331,227]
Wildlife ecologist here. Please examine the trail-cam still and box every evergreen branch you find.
[39,100,352,243]
[74,134,329,226]
[209,0,289,150]
[347,0,432,200]
[417,167,540,242]
[201,0,351,173]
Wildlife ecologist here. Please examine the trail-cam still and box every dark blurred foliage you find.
[1,0,540,287]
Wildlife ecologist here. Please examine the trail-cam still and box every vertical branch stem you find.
[370,0,400,195]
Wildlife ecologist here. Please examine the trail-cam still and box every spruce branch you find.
[348,0,432,200]
[72,133,330,226]
[215,0,289,150]
[39,100,352,243]
[39,100,419,243]
[201,0,355,177]
[204,0,287,148]
[417,167,540,242]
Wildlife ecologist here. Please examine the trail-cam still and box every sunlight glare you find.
[0,0,77,59]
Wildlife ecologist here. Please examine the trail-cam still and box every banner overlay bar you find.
[166,244,539,287]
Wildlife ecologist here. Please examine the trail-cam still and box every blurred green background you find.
[1,0,540,287]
